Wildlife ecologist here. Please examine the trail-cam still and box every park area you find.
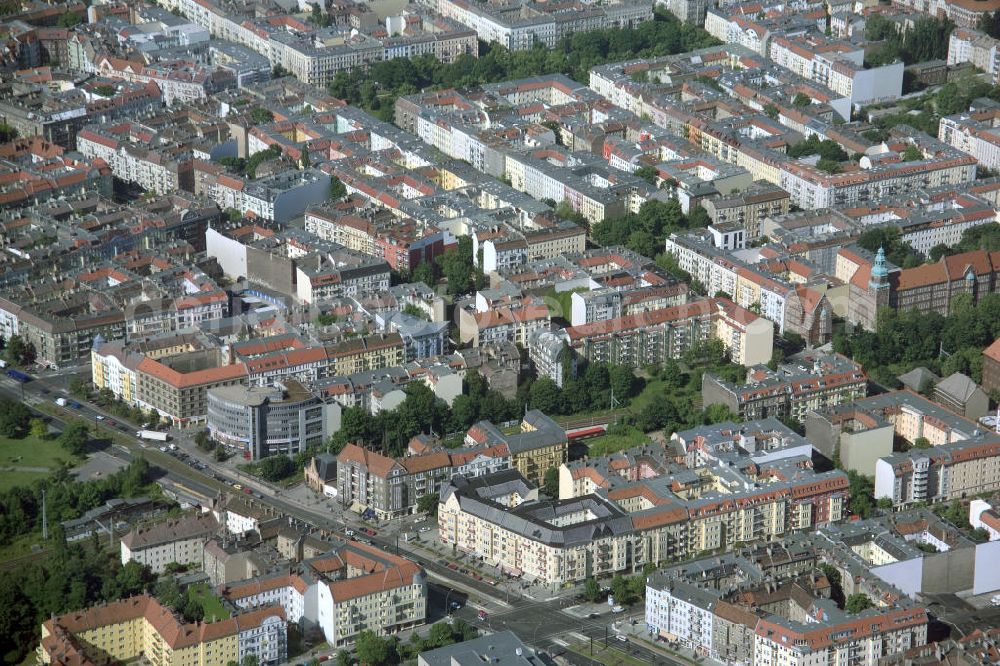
[0,431,78,492]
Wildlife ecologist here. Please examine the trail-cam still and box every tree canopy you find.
[328,9,718,121]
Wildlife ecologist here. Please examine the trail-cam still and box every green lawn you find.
[627,379,666,415]
[0,432,77,469]
[188,583,230,621]
[0,470,50,492]
[587,427,650,457]
[0,432,79,491]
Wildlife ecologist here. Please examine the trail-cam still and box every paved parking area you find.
[72,450,128,482]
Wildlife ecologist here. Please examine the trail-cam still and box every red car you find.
[243,487,252,494]
[478,610,488,621]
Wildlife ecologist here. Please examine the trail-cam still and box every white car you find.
[611,606,625,614]
[345,529,355,537]
[419,526,432,533]
[615,635,627,643]
[95,415,105,420]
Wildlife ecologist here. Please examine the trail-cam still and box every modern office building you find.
[207,380,340,460]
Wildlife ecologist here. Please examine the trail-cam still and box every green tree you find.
[195,430,214,451]
[529,376,561,414]
[241,655,259,666]
[93,85,116,97]
[584,577,602,602]
[847,470,874,518]
[792,92,811,108]
[845,593,874,614]
[253,455,295,481]
[417,492,439,516]
[336,650,353,666]
[330,176,347,200]
[820,564,844,607]
[4,335,35,366]
[428,621,455,648]
[58,420,89,456]
[634,165,658,186]
[816,158,842,174]
[543,466,559,498]
[0,400,30,438]
[29,418,47,439]
[356,630,389,666]
[250,107,274,124]
[57,10,82,27]
[0,122,17,143]
[901,144,923,161]
[912,436,931,449]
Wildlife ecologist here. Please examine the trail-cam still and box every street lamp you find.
[444,588,455,616]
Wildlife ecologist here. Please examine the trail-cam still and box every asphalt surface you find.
[2,368,691,663]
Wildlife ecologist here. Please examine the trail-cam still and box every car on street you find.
[450,601,461,610]
[615,635,627,643]
[232,483,242,491]
[478,610,487,621]
[419,526,432,533]
[611,606,625,613]
[345,529,355,536]
[587,612,600,619]
[95,415,105,420]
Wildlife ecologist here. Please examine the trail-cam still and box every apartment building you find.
[559,439,847,562]
[337,411,564,517]
[239,169,330,223]
[894,0,1000,28]
[438,470,636,584]
[304,205,454,273]
[768,35,904,108]
[39,595,286,666]
[76,127,195,195]
[119,512,219,574]
[337,444,454,519]
[324,333,406,376]
[92,334,249,427]
[221,542,426,647]
[702,352,868,423]
[645,550,928,666]
[429,0,651,51]
[565,298,773,369]
[702,181,791,240]
[464,410,568,486]
[939,108,1000,170]
[947,28,1000,79]
[983,337,1000,395]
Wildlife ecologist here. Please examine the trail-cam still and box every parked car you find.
[419,526,432,533]
[478,610,488,621]
[611,606,625,613]
[616,635,627,643]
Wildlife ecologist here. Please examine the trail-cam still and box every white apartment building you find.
[645,582,716,654]
[947,28,1000,77]
[222,544,426,647]
[76,130,190,195]
[939,110,1000,171]
[119,513,219,574]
